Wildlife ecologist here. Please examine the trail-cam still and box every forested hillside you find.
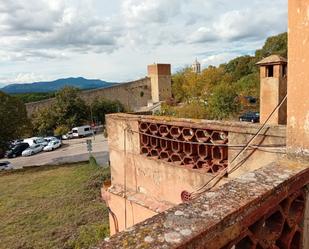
[162,32,287,120]
[13,92,56,103]
[1,77,115,94]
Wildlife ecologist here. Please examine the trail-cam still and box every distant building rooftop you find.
[256,54,287,65]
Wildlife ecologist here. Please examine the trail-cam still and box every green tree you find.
[32,87,89,135]
[255,32,287,59]
[200,66,231,91]
[54,86,89,128]
[0,91,31,153]
[223,55,256,81]
[207,83,240,120]
[91,98,124,124]
[14,92,55,103]
[235,72,260,97]
[172,69,188,102]
[32,107,56,135]
[172,66,231,103]
[54,125,70,136]
[176,101,208,119]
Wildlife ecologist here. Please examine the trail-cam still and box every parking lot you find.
[3,135,109,169]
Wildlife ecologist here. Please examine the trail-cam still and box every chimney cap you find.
[256,55,287,66]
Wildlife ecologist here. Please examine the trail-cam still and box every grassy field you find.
[0,162,110,249]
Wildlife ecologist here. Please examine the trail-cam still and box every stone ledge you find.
[106,113,286,137]
[95,159,308,249]
[107,184,174,213]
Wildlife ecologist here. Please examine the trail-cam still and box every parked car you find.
[6,143,30,158]
[22,144,44,157]
[239,112,260,123]
[72,125,93,138]
[24,137,48,147]
[62,131,74,140]
[9,139,23,149]
[14,139,23,144]
[0,161,14,171]
[43,140,61,152]
[44,136,59,143]
[54,135,63,141]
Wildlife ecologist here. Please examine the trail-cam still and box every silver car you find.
[62,131,74,140]
[43,140,61,152]
[22,144,44,156]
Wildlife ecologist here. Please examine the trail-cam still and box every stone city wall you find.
[25,77,151,117]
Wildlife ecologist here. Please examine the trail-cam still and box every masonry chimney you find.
[147,64,172,103]
[257,55,288,125]
[287,0,309,156]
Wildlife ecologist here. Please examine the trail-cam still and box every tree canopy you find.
[91,98,125,124]
[32,87,125,136]
[255,32,287,59]
[165,32,287,120]
[0,91,31,152]
[13,92,55,103]
[54,86,89,129]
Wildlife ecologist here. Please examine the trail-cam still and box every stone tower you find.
[192,58,201,74]
[257,55,288,125]
[147,64,172,103]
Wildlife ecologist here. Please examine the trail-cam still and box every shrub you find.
[207,83,241,120]
[89,155,99,167]
[54,125,70,136]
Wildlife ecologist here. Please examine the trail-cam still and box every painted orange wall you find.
[287,0,309,155]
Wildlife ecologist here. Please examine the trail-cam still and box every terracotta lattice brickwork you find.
[139,121,228,173]
[221,189,306,249]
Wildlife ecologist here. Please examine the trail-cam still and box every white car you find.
[43,140,61,152]
[62,131,74,140]
[22,144,44,156]
[0,161,14,171]
[24,137,48,147]
[44,136,58,143]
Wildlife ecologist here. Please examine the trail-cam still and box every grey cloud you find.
[0,0,288,82]
[0,1,63,34]
[0,0,123,61]
[190,6,287,44]
[122,0,183,26]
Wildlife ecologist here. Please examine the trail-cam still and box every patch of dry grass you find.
[0,163,110,249]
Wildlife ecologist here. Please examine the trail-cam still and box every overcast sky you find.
[0,0,287,86]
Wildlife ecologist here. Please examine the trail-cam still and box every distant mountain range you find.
[0,77,117,94]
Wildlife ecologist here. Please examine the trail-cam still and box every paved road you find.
[4,135,109,169]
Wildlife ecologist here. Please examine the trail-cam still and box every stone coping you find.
[106,113,286,137]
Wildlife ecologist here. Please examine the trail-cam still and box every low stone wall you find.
[104,114,287,234]
[25,77,151,117]
[97,161,309,249]
[108,114,286,178]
